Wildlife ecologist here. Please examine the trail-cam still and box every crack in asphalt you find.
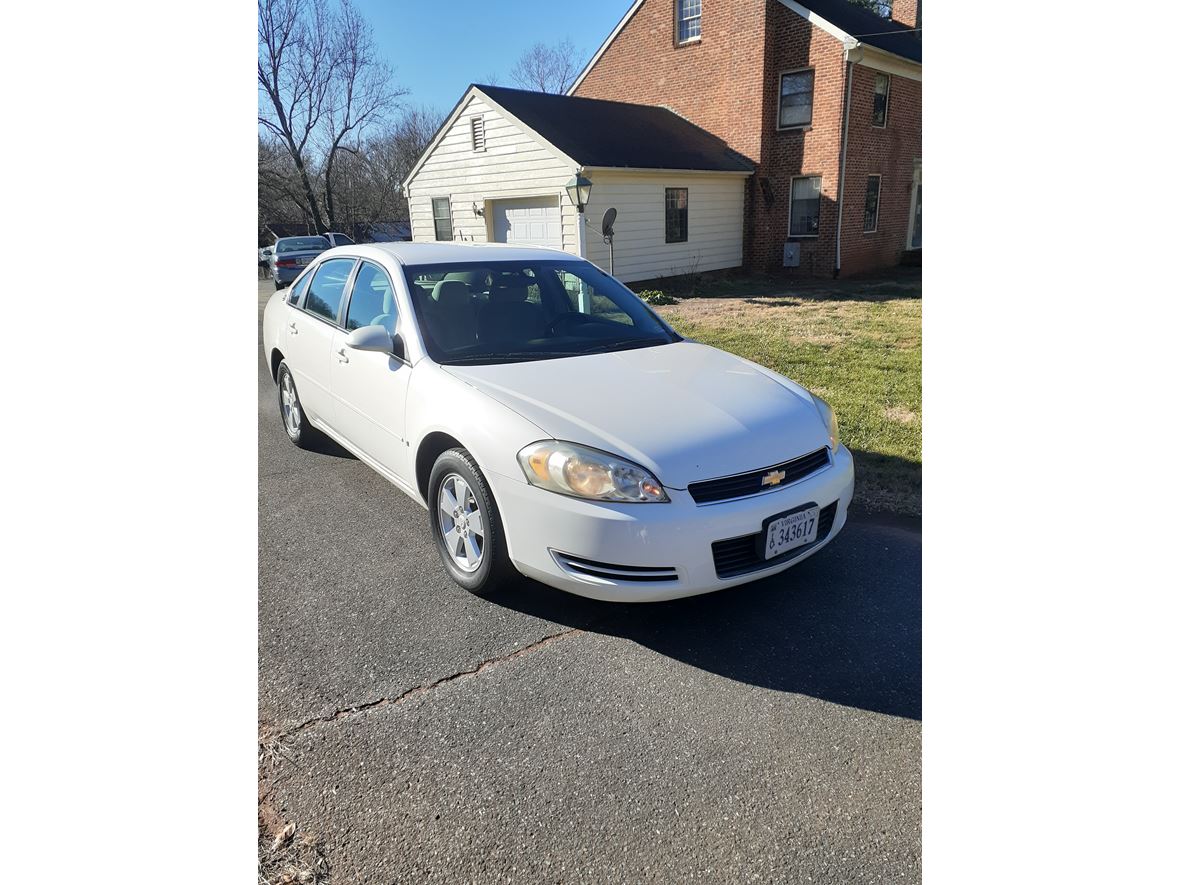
[282,628,582,739]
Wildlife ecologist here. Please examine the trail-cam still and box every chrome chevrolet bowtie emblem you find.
[761,469,787,487]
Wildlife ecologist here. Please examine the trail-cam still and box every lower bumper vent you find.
[552,552,678,583]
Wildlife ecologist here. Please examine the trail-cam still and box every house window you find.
[677,0,701,42]
[778,69,814,129]
[432,197,453,241]
[789,176,821,237]
[863,175,881,233]
[665,188,688,243]
[872,74,890,127]
[471,115,486,152]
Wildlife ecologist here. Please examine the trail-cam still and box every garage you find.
[491,197,562,249]
[404,85,753,280]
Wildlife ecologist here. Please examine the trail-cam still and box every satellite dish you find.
[602,207,617,238]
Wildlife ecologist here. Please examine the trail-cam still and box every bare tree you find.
[321,0,407,229]
[258,0,333,232]
[303,105,444,234]
[258,0,406,232]
[509,39,583,94]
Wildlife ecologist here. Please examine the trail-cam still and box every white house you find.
[402,84,754,284]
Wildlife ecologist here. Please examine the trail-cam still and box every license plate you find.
[296,257,308,265]
[764,505,819,559]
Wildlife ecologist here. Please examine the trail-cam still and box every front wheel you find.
[428,448,516,596]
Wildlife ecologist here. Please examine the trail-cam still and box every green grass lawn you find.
[653,272,922,517]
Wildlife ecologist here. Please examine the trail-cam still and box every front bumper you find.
[489,445,855,602]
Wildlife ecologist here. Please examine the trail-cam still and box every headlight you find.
[812,395,840,453]
[517,441,669,503]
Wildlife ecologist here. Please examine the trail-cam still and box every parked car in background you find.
[262,242,853,602]
[324,232,356,247]
[270,236,330,289]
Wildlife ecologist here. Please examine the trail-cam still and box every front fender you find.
[406,363,549,488]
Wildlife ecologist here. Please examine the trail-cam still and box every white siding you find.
[582,172,747,283]
[407,95,580,254]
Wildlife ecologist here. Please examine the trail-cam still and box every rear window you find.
[277,237,329,254]
[331,233,355,246]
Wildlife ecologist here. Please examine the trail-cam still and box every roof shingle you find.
[475,84,755,174]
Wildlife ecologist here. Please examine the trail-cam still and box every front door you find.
[330,260,412,479]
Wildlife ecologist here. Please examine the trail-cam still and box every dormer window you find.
[677,0,701,43]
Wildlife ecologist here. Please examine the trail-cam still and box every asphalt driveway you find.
[257,280,922,883]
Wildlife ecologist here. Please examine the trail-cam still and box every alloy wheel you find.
[280,371,301,437]
[437,473,485,572]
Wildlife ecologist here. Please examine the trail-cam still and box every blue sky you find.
[352,0,634,112]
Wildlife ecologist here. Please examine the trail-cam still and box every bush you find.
[637,289,679,306]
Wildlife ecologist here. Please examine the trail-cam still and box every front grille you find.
[552,552,678,583]
[687,448,831,504]
[711,501,839,579]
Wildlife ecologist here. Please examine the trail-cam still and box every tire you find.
[428,448,517,597]
[276,360,323,450]
[274,279,287,290]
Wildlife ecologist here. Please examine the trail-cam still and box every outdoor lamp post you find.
[565,173,593,213]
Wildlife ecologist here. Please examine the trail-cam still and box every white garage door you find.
[492,197,562,249]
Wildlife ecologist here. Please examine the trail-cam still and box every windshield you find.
[277,236,329,254]
[402,259,680,365]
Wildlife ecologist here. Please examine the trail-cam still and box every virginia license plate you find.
[764,506,819,559]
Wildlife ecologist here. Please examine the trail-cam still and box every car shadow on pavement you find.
[489,518,921,721]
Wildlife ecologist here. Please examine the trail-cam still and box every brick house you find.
[570,0,922,277]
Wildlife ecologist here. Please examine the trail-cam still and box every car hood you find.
[441,341,828,488]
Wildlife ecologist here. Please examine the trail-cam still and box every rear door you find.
[285,257,356,429]
[330,260,412,479]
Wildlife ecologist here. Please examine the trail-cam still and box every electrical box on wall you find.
[783,242,800,267]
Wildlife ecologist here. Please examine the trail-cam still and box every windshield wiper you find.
[577,338,669,356]
[443,352,572,364]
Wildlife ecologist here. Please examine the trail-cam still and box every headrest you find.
[490,285,529,303]
[477,300,545,345]
[432,279,470,307]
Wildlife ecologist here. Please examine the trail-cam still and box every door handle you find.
[288,321,298,335]
[336,348,349,364]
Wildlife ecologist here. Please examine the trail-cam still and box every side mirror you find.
[344,326,407,361]
[345,325,394,353]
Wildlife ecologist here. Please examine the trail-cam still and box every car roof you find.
[334,241,577,267]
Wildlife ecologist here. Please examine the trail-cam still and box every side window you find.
[778,69,815,129]
[665,188,688,243]
[872,74,890,127]
[863,175,881,233]
[345,262,398,333]
[303,258,355,324]
[432,198,453,241]
[677,0,701,42]
[789,176,821,237]
[287,272,311,305]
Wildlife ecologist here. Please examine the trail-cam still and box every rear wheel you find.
[428,448,516,596]
[276,360,322,449]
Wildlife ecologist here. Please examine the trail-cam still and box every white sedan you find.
[262,242,854,602]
